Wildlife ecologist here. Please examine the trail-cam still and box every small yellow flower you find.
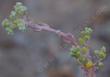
[84,60,94,69]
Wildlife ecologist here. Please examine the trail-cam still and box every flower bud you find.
[79,56,87,64]
[81,47,89,54]
[97,62,104,70]
[9,11,16,20]
[14,2,27,16]
[2,19,10,27]
[98,51,106,60]
[13,19,26,31]
[5,27,13,34]
[70,47,80,58]
[79,38,85,45]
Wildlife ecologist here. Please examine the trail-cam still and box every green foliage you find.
[2,2,27,34]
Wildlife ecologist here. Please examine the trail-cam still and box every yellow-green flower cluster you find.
[70,46,90,69]
[94,46,106,69]
[2,2,27,34]
[70,27,106,70]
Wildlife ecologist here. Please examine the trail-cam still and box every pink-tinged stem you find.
[25,19,78,46]
[85,68,96,77]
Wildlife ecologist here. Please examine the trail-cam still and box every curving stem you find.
[85,68,96,77]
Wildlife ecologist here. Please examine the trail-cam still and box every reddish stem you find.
[85,68,96,77]
[25,18,78,46]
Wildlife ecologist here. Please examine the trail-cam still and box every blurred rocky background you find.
[0,0,110,77]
